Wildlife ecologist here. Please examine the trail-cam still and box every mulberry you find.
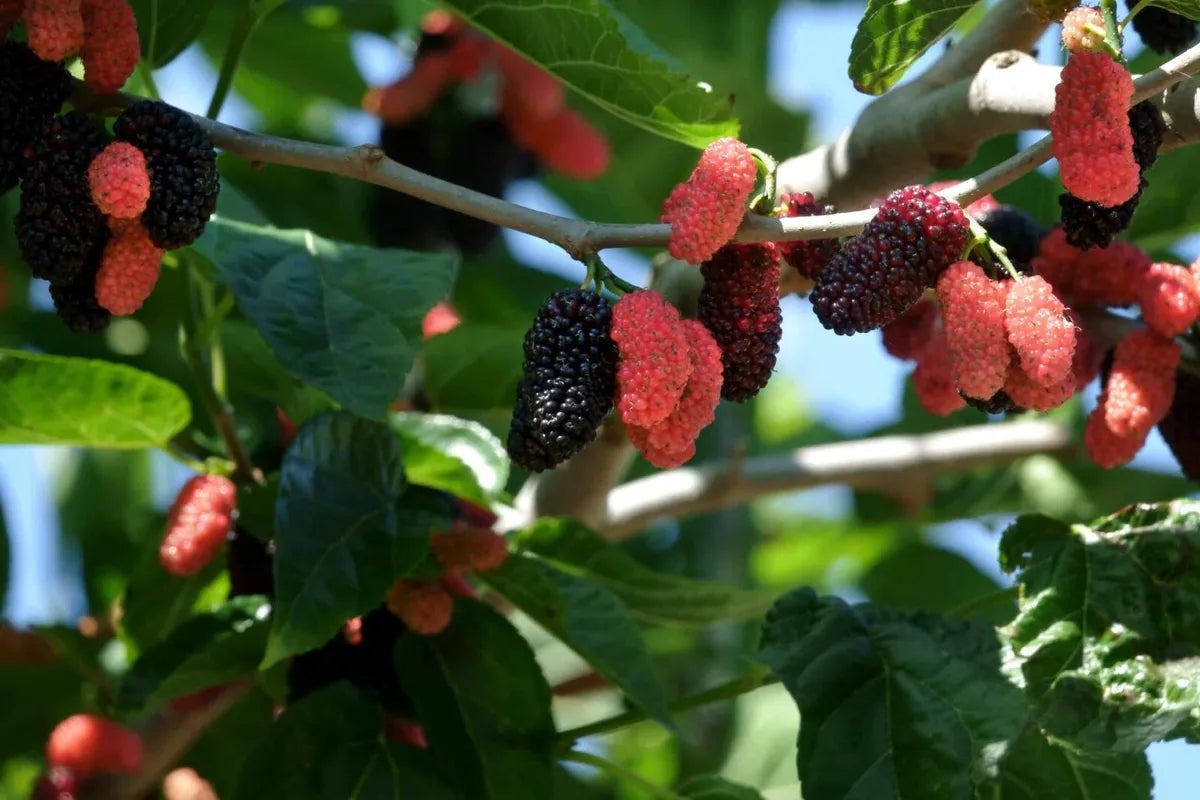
[114,100,220,249]
[438,571,478,599]
[963,389,1024,415]
[1060,102,1164,250]
[881,298,939,361]
[775,192,837,278]
[912,329,966,416]
[0,42,72,193]
[0,0,19,39]
[81,0,140,94]
[811,185,967,334]
[383,716,429,748]
[162,768,218,800]
[937,262,1012,400]
[1050,52,1139,207]
[1139,262,1200,336]
[159,474,238,577]
[1128,2,1197,54]
[1061,6,1106,53]
[46,715,143,776]
[1005,275,1077,386]
[974,204,1042,275]
[1069,239,1151,306]
[94,218,164,315]
[506,289,617,471]
[387,579,453,635]
[430,523,509,572]
[24,0,85,62]
[509,106,611,181]
[1084,403,1147,468]
[32,767,78,800]
[1158,371,1200,484]
[1103,328,1180,437]
[1003,362,1077,411]
[16,112,109,285]
[611,290,692,426]
[627,320,723,468]
[49,239,111,333]
[88,141,150,218]
[698,242,782,401]
[660,137,757,264]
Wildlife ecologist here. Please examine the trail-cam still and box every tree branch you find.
[598,419,1076,540]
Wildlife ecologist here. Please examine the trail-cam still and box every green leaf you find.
[518,518,773,626]
[394,599,555,800]
[479,554,674,732]
[221,320,335,425]
[677,775,766,800]
[422,323,526,414]
[264,411,454,667]
[1000,501,1200,751]
[859,542,1013,622]
[234,682,457,800]
[984,725,1153,800]
[118,596,270,711]
[441,0,738,147]
[757,588,1027,800]
[848,0,980,95]
[389,411,509,502]
[129,0,216,66]
[196,217,457,419]
[1148,1,1200,21]
[0,350,191,447]
[121,559,226,656]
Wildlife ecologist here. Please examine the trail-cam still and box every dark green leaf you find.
[118,596,270,711]
[757,588,1026,800]
[677,775,766,800]
[394,599,555,799]
[121,558,226,656]
[182,686,277,798]
[859,542,1013,622]
[0,350,191,447]
[442,0,738,147]
[519,518,773,626]
[479,555,674,731]
[983,725,1152,800]
[235,473,280,541]
[1000,501,1200,750]
[196,217,457,419]
[221,320,335,425]
[264,411,454,667]
[422,323,526,414]
[1148,1,1200,21]
[390,411,509,502]
[849,0,980,94]
[129,0,216,66]
[234,682,457,800]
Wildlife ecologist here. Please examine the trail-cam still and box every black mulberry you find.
[506,289,617,471]
[0,41,71,194]
[962,389,1024,415]
[698,243,782,401]
[1128,2,1198,54]
[775,192,837,278]
[1158,370,1200,486]
[810,185,968,334]
[114,100,219,249]
[973,204,1042,276]
[49,234,111,333]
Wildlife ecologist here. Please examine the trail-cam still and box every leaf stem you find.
[157,444,212,473]
[206,0,281,119]
[561,750,681,800]
[1119,0,1152,30]
[586,253,641,296]
[947,585,1019,620]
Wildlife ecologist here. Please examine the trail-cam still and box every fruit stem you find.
[967,217,1022,281]
[561,751,682,800]
[1099,0,1124,56]
[585,253,640,296]
[748,146,779,214]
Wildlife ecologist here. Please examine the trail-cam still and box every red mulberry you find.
[912,329,966,416]
[1085,403,1147,468]
[661,137,757,264]
[698,242,782,401]
[611,290,692,426]
[1050,52,1139,207]
[94,218,164,315]
[1103,328,1180,438]
[811,185,967,334]
[387,579,453,635]
[88,141,150,218]
[937,262,1012,400]
[775,192,837,278]
[1138,262,1200,337]
[24,0,85,62]
[882,298,939,361]
[1005,275,1077,386]
[46,715,143,776]
[430,523,509,573]
[159,474,237,577]
[1004,362,1077,412]
[81,0,139,94]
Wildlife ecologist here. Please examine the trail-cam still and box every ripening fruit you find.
[159,474,238,577]
[775,192,837,278]
[387,580,454,635]
[912,328,966,416]
[24,0,86,62]
[661,137,757,265]
[46,715,143,776]
[937,262,1012,400]
[81,0,140,94]
[94,218,164,315]
[1138,262,1200,337]
[430,523,509,572]
[1103,328,1180,438]
[1061,6,1106,53]
[881,298,939,361]
[1005,275,1077,387]
[611,290,693,426]
[88,141,150,218]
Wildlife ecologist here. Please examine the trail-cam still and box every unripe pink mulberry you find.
[81,0,140,94]
[88,142,150,218]
[159,474,237,577]
[1061,6,1106,53]
[430,522,509,572]
[1071,240,1150,306]
[94,219,165,316]
[162,767,217,800]
[937,262,1012,399]
[1138,262,1200,336]
[661,137,757,264]
[1084,403,1147,468]
[1050,52,1139,207]
[1004,362,1077,411]
[24,0,85,62]
[46,715,143,776]
[882,298,939,361]
[1069,313,1105,390]
[611,290,692,427]
[627,320,723,469]
[1005,275,1077,387]
[912,329,966,416]
[387,579,453,635]
[1103,328,1180,438]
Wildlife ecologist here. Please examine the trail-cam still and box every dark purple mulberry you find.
[973,205,1042,276]
[961,389,1025,415]
[0,41,71,194]
[48,234,111,333]
[698,243,782,401]
[506,289,617,471]
[15,112,109,285]
[1059,101,1164,250]
[1128,2,1197,54]
[114,100,220,249]
[775,192,837,278]
[810,185,968,334]
[1157,370,1200,486]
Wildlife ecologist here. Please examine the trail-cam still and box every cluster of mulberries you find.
[1050,52,1139,208]
[506,289,618,472]
[1061,5,1106,53]
[774,192,838,278]
[810,184,968,334]
[661,137,758,264]
[11,0,138,93]
[0,41,71,192]
[159,474,238,577]
[1126,0,1197,54]
[1059,101,1165,249]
